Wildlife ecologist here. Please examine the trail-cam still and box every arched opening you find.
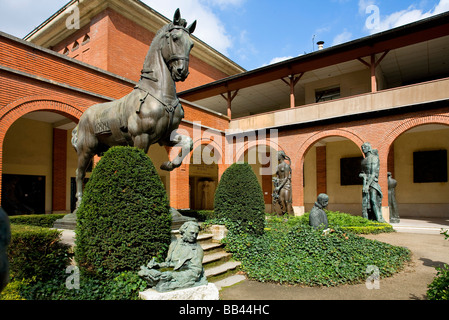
[388,123,449,219]
[302,136,364,215]
[189,144,219,210]
[237,144,278,213]
[2,111,78,214]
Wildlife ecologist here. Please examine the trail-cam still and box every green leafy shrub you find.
[8,224,72,281]
[224,219,410,286]
[75,146,172,278]
[0,278,30,300]
[427,229,449,300]
[9,214,67,228]
[178,209,215,222]
[15,270,147,300]
[427,264,449,300]
[293,210,394,234]
[214,163,265,235]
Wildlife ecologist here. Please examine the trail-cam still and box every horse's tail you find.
[71,124,79,152]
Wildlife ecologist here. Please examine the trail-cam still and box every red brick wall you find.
[52,128,67,211]
[50,8,231,89]
[0,35,134,101]
[281,106,449,208]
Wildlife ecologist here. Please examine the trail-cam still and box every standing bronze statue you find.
[71,9,196,208]
[388,172,400,223]
[272,151,293,215]
[359,142,385,222]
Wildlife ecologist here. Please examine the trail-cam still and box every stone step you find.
[197,233,213,243]
[202,250,232,265]
[205,261,241,279]
[213,274,246,291]
[201,241,224,253]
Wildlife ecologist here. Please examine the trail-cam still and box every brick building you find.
[1,0,448,221]
[0,0,242,214]
[180,11,449,220]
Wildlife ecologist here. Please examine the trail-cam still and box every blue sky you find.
[1,0,448,70]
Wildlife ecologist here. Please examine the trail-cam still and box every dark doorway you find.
[2,174,45,215]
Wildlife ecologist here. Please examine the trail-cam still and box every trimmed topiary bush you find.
[214,162,265,235]
[8,224,72,281]
[75,146,172,277]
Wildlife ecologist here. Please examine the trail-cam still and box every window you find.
[72,40,79,51]
[82,34,90,45]
[413,150,448,183]
[315,86,340,103]
[340,156,363,186]
[63,47,69,55]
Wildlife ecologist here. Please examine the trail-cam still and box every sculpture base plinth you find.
[170,207,196,230]
[53,213,77,230]
[139,283,219,300]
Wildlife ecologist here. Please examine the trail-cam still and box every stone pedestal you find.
[53,213,77,230]
[139,283,219,300]
[170,207,196,230]
[210,225,228,243]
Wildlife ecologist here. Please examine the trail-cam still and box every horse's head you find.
[161,9,196,82]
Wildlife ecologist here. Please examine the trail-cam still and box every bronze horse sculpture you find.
[71,9,196,208]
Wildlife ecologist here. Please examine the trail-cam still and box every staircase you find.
[196,233,244,289]
[58,229,246,290]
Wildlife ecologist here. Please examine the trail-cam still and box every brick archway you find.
[0,96,83,145]
[234,138,283,164]
[292,129,365,211]
[0,96,83,206]
[188,139,224,165]
[380,114,449,153]
[297,129,365,161]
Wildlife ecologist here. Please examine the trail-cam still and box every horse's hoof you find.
[160,161,174,171]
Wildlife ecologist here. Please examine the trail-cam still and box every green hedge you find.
[8,224,72,281]
[177,209,215,222]
[9,214,67,228]
[293,210,394,234]
[214,163,265,235]
[75,146,172,278]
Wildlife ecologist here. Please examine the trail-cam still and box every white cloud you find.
[362,0,449,34]
[142,0,243,55]
[358,0,377,15]
[332,30,353,46]
[260,56,294,68]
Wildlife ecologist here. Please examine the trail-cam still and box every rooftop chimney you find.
[317,41,324,50]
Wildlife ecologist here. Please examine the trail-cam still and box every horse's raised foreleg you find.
[160,132,193,171]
